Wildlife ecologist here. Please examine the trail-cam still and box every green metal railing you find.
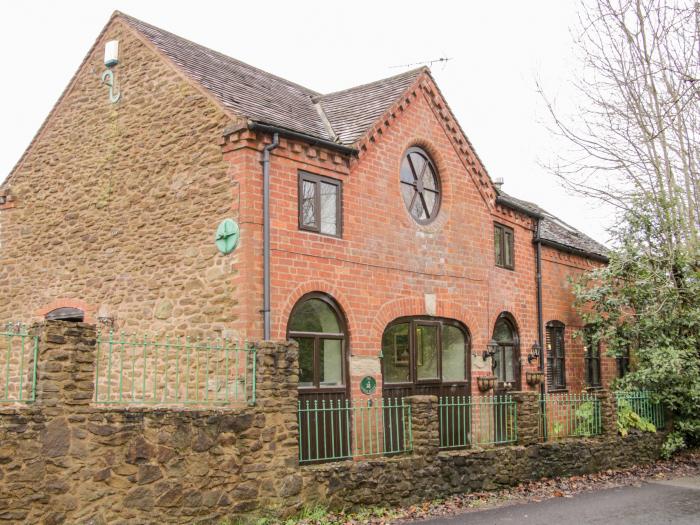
[94,332,256,406]
[439,395,517,449]
[615,391,665,429]
[0,323,39,403]
[539,392,602,441]
[298,398,412,464]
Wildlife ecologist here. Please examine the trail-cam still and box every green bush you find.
[616,399,656,436]
[573,216,700,457]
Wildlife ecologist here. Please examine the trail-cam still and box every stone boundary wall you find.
[302,432,664,509]
[0,321,301,524]
[302,393,664,510]
[0,321,665,523]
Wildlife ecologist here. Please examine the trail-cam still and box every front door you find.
[381,317,470,449]
[288,294,349,462]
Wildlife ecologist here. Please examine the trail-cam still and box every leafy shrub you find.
[573,238,700,456]
[661,432,687,459]
[573,401,598,437]
[616,399,656,436]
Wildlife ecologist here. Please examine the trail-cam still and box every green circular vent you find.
[215,219,240,255]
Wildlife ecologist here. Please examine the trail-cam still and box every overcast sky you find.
[0,0,614,244]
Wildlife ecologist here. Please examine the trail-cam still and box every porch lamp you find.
[482,339,499,361]
[528,342,541,364]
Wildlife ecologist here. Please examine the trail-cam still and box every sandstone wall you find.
[302,432,664,509]
[0,322,301,524]
[0,19,236,337]
[0,321,665,524]
[302,391,664,510]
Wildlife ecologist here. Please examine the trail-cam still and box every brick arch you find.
[36,298,96,324]
[275,280,358,342]
[488,307,522,336]
[371,296,480,356]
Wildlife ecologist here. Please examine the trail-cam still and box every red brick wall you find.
[541,247,616,392]
[223,77,611,398]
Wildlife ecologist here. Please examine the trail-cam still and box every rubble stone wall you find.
[0,322,665,524]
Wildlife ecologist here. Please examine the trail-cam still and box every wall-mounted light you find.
[482,339,499,361]
[527,341,541,364]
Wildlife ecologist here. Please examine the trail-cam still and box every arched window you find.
[492,314,520,389]
[287,293,346,390]
[381,317,470,398]
[546,321,566,391]
[400,147,441,224]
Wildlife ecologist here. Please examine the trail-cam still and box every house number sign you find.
[359,376,377,395]
[215,219,240,255]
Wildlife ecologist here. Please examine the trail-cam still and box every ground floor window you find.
[382,317,469,387]
[287,293,346,390]
[546,321,566,391]
[491,313,520,389]
[584,325,602,388]
[617,348,630,378]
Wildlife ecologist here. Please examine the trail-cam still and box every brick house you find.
[0,12,614,413]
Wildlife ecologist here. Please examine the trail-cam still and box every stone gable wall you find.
[0,19,236,337]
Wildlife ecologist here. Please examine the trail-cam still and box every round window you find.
[400,147,441,224]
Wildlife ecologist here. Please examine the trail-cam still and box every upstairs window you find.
[400,147,441,224]
[494,223,514,269]
[298,171,342,237]
[546,321,566,391]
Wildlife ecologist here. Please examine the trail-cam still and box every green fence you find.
[439,395,518,449]
[94,332,256,406]
[615,391,665,429]
[539,392,602,441]
[0,323,39,403]
[297,398,412,464]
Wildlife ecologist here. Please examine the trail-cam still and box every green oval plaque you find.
[215,219,240,255]
[359,375,377,395]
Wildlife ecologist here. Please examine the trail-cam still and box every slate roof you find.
[117,12,607,260]
[317,69,425,144]
[119,13,422,146]
[497,193,609,260]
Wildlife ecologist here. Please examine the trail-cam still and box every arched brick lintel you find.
[36,298,96,324]
[370,296,480,357]
[274,280,359,343]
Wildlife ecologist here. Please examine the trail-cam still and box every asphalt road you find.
[410,476,700,525]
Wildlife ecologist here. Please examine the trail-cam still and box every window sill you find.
[297,228,344,241]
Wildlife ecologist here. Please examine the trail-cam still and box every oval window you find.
[400,147,441,224]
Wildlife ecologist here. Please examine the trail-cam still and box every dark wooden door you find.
[296,335,349,463]
[492,343,520,443]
